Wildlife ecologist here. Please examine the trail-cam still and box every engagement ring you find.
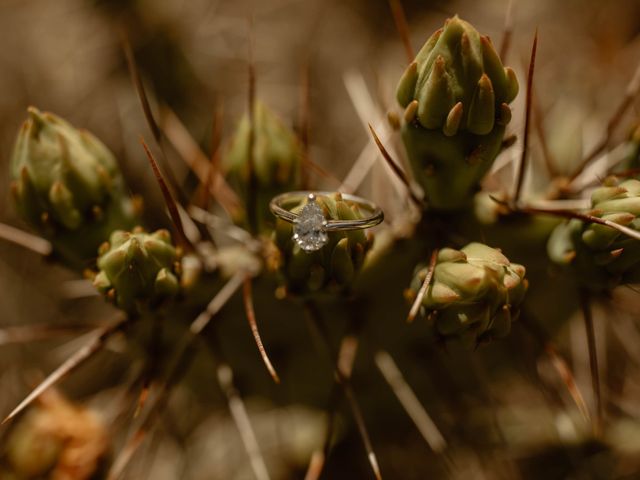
[269,191,384,252]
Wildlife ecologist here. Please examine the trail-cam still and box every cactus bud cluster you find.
[407,243,527,347]
[273,193,373,296]
[223,101,302,233]
[10,107,137,267]
[396,16,518,210]
[93,228,180,312]
[3,390,109,480]
[548,177,640,291]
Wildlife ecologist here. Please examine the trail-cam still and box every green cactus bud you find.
[548,177,640,291]
[408,242,528,346]
[272,193,373,296]
[396,16,519,210]
[10,107,137,268]
[222,101,303,233]
[94,228,179,312]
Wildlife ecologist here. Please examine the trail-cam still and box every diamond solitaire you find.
[269,191,384,254]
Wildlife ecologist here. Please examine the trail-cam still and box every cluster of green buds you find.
[273,193,373,296]
[222,101,302,233]
[407,243,527,347]
[93,228,180,312]
[548,177,640,292]
[2,390,109,480]
[396,16,519,210]
[10,107,137,268]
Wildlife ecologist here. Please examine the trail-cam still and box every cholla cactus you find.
[3,389,109,480]
[548,177,640,292]
[273,193,373,296]
[10,107,137,267]
[223,101,302,233]
[93,228,180,312]
[407,243,527,347]
[396,16,519,210]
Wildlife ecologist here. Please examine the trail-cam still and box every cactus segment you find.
[10,107,137,267]
[408,243,528,346]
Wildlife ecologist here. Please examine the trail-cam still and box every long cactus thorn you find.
[242,275,281,384]
[388,0,414,63]
[368,124,424,208]
[140,137,194,252]
[513,29,538,203]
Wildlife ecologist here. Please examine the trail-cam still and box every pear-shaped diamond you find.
[293,195,328,252]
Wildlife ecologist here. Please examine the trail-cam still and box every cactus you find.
[93,228,180,312]
[396,16,518,211]
[272,192,373,296]
[10,107,137,268]
[407,243,527,347]
[548,177,640,292]
[222,101,303,233]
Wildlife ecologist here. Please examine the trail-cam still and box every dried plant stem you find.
[579,289,603,437]
[303,301,382,480]
[0,324,96,345]
[243,276,280,383]
[0,222,52,256]
[513,30,538,203]
[3,314,130,425]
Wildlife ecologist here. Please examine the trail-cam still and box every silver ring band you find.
[269,191,384,252]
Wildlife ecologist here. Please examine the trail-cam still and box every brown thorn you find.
[300,62,312,189]
[303,302,382,480]
[304,451,325,480]
[544,343,591,422]
[569,61,640,184]
[369,123,424,209]
[2,314,130,425]
[242,275,280,383]
[494,197,640,242]
[140,137,194,252]
[513,29,538,203]
[246,16,258,235]
[499,0,514,60]
[407,249,439,323]
[0,222,52,257]
[387,0,414,63]
[579,289,603,437]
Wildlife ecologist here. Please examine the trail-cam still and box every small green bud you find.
[408,242,528,346]
[548,177,640,291]
[10,107,137,268]
[222,101,302,233]
[94,228,179,312]
[396,16,518,210]
[273,193,373,296]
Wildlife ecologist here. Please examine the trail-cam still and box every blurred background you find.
[1,0,640,478]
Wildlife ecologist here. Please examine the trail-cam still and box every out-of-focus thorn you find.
[0,222,52,256]
[499,0,514,60]
[407,249,438,323]
[388,0,414,63]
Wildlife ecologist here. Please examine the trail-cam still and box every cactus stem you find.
[513,29,538,203]
[0,221,52,256]
[2,313,131,426]
[303,301,382,480]
[242,275,281,384]
[408,249,439,323]
[369,124,424,209]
